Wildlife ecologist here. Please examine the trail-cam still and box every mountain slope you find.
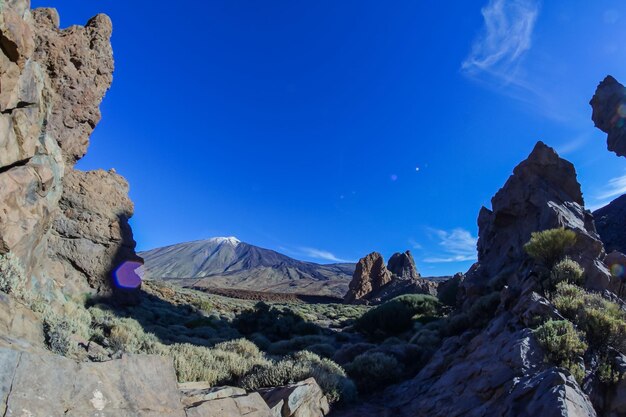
[139,237,355,297]
[593,194,626,254]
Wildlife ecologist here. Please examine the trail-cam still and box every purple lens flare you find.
[113,260,144,289]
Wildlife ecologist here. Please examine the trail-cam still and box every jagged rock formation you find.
[387,251,420,281]
[591,76,626,158]
[344,251,439,304]
[593,194,626,254]
[463,141,612,298]
[0,0,140,302]
[344,252,392,303]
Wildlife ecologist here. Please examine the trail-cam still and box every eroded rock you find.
[590,76,626,158]
[344,252,392,303]
[259,378,330,417]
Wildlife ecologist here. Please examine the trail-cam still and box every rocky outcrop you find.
[259,378,329,417]
[593,194,626,254]
[387,251,420,281]
[590,76,626,158]
[463,141,611,298]
[344,252,392,303]
[344,251,440,304]
[0,0,140,303]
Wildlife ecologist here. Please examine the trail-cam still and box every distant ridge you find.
[139,237,355,297]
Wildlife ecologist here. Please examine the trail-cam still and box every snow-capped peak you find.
[208,236,241,246]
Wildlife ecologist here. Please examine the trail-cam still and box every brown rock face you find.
[387,251,420,281]
[0,1,140,302]
[344,252,392,303]
[464,141,611,296]
[590,76,626,158]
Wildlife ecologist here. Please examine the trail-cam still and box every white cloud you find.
[597,174,626,201]
[424,228,478,263]
[299,247,350,263]
[462,0,540,86]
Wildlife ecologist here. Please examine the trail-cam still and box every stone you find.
[185,392,272,417]
[387,251,420,281]
[344,252,392,303]
[259,378,330,417]
[463,141,611,298]
[590,75,626,158]
[0,347,186,417]
[593,194,626,254]
[179,384,247,407]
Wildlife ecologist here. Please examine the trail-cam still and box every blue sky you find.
[32,0,626,275]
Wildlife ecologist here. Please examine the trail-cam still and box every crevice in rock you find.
[0,156,32,175]
[1,101,36,114]
[0,30,19,63]
[2,352,22,417]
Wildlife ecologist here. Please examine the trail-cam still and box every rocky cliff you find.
[0,0,140,303]
[593,194,626,255]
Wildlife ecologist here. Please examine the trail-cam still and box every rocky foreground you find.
[3,2,626,417]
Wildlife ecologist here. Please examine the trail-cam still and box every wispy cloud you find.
[299,247,351,263]
[462,0,540,87]
[424,228,478,263]
[588,173,626,211]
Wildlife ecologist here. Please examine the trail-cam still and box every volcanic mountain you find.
[139,237,355,297]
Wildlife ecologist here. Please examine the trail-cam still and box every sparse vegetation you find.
[344,351,402,394]
[551,258,584,287]
[534,320,587,382]
[524,228,577,269]
[355,294,442,339]
[240,350,357,404]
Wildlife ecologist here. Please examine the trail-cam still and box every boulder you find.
[259,378,330,417]
[0,347,186,417]
[344,252,392,303]
[185,392,272,417]
[593,194,626,254]
[179,383,247,407]
[590,76,626,158]
[463,141,611,298]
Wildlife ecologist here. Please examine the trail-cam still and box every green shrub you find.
[234,302,321,342]
[355,294,442,338]
[553,283,626,353]
[524,228,577,269]
[240,351,356,404]
[467,292,501,327]
[534,320,587,382]
[267,335,335,355]
[551,258,584,287]
[344,352,401,394]
[170,342,269,385]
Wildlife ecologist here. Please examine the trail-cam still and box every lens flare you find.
[113,260,143,289]
[618,103,626,118]
[610,263,625,279]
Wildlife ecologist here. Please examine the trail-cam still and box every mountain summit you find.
[139,238,355,297]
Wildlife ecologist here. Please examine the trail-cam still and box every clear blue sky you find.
[32,0,626,275]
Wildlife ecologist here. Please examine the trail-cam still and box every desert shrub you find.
[597,355,625,385]
[551,258,584,287]
[524,228,577,269]
[344,351,402,394]
[441,312,471,337]
[214,338,263,359]
[267,335,335,355]
[234,302,321,342]
[106,317,166,355]
[240,351,356,404]
[170,342,269,385]
[553,283,626,353]
[467,291,501,327]
[40,301,92,356]
[306,343,336,358]
[534,320,587,382]
[0,252,27,299]
[355,294,442,338]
